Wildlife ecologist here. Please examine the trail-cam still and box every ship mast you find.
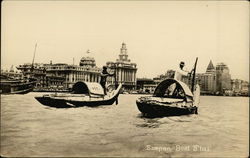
[31,43,37,72]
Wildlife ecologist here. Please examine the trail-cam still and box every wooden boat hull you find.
[35,94,119,108]
[136,99,198,117]
[10,86,34,94]
[35,84,122,108]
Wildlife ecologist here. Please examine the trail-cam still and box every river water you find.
[1,93,249,157]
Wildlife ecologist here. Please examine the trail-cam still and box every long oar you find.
[191,57,198,93]
[191,57,200,109]
[114,70,118,105]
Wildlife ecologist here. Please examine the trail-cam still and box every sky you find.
[1,1,249,81]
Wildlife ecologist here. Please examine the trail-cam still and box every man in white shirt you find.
[174,61,190,83]
[165,61,190,98]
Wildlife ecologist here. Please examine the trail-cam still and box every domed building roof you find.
[79,50,96,67]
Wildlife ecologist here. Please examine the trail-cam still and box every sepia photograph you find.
[1,0,249,157]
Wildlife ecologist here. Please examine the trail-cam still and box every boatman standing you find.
[166,61,191,97]
[100,66,115,95]
[174,61,191,84]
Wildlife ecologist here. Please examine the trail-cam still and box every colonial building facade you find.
[215,62,231,94]
[153,60,234,95]
[231,79,249,96]
[136,78,157,94]
[106,43,137,90]
[197,60,217,94]
[44,54,101,88]
[17,51,101,89]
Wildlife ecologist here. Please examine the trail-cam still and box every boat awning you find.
[153,78,193,99]
[72,81,104,96]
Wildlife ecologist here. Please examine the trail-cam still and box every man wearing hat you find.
[174,61,190,82]
[100,66,115,95]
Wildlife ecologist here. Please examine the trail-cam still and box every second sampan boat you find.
[136,78,200,117]
[136,57,200,117]
[35,81,122,108]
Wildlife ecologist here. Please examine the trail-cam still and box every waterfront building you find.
[152,60,245,96]
[17,51,101,89]
[154,69,190,86]
[136,78,157,93]
[152,76,162,86]
[44,52,101,89]
[153,75,167,85]
[154,60,221,95]
[231,79,249,96]
[106,43,137,90]
[197,61,231,95]
[231,79,242,94]
[152,70,173,85]
[216,62,231,94]
[202,60,217,94]
[198,61,231,95]
[241,81,249,96]
[166,69,175,79]
[196,73,205,92]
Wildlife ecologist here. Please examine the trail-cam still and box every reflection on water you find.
[136,113,198,129]
[1,93,249,157]
[135,116,161,128]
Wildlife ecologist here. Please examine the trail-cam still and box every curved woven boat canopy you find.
[72,81,104,96]
[153,78,193,99]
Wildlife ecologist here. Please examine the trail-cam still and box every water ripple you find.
[1,94,248,157]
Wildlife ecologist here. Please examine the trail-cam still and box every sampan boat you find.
[35,81,122,108]
[136,78,200,117]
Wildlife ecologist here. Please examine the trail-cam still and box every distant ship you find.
[1,43,38,94]
[0,75,36,94]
